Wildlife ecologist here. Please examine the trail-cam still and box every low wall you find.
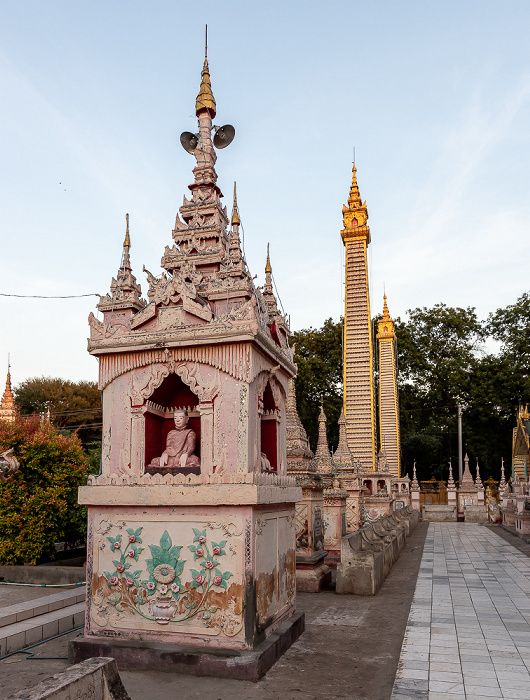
[0,566,86,585]
[422,505,457,522]
[336,507,419,595]
[464,505,488,523]
[4,657,131,700]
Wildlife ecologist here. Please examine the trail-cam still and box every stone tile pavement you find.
[392,523,530,700]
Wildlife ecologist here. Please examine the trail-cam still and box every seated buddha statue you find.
[147,409,200,474]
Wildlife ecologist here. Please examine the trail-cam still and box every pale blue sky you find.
[1,1,530,385]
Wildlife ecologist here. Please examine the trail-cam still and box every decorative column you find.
[457,453,477,518]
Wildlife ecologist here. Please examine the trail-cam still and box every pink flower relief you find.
[116,564,125,573]
[113,542,121,550]
[205,560,214,569]
[195,548,203,557]
[159,584,168,594]
[171,583,179,593]
[199,536,206,543]
[110,576,119,586]
[212,546,221,555]
[129,535,136,543]
[126,577,134,587]
[128,550,135,557]
[147,582,155,590]
[195,574,205,585]
[213,575,222,585]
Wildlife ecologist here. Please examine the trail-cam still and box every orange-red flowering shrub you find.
[0,417,88,565]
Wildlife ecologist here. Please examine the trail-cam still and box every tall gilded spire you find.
[195,28,216,119]
[231,182,241,227]
[377,293,400,476]
[341,162,376,469]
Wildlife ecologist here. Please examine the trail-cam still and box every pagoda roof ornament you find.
[341,162,370,243]
[231,181,241,226]
[195,28,216,119]
[0,361,16,423]
[333,406,352,468]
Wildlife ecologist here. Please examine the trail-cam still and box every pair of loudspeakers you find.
[180,124,235,154]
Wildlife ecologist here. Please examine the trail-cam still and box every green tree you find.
[292,318,343,452]
[15,377,101,446]
[0,417,88,564]
[395,304,484,481]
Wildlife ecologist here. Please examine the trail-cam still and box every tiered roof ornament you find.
[96,214,146,315]
[499,458,507,493]
[333,407,352,468]
[447,460,456,491]
[313,403,332,474]
[475,459,483,489]
[411,461,420,491]
[87,47,293,364]
[285,377,314,468]
[461,453,475,487]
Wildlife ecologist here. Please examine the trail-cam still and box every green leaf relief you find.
[160,530,172,551]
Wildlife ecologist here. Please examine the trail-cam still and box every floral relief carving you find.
[92,525,242,636]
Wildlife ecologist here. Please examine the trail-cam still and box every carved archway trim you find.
[131,361,221,406]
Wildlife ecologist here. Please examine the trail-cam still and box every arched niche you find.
[144,373,201,474]
[260,380,279,472]
[363,480,373,495]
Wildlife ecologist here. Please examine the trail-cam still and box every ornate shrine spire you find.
[231,181,241,227]
[97,214,145,314]
[411,461,420,490]
[314,403,332,467]
[333,406,352,468]
[461,453,475,486]
[0,361,16,423]
[262,244,279,317]
[447,461,456,491]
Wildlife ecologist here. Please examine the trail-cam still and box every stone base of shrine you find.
[69,611,305,682]
[323,548,341,569]
[295,551,331,592]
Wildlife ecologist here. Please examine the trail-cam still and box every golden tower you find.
[341,164,376,470]
[376,295,400,476]
[0,364,16,423]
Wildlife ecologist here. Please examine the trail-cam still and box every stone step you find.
[0,587,85,628]
[0,601,85,657]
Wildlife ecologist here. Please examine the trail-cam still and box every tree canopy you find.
[15,377,101,446]
[0,417,88,564]
[292,292,530,483]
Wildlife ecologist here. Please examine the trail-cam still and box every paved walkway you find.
[392,523,530,700]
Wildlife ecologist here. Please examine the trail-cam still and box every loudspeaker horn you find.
[213,124,235,149]
[180,132,199,154]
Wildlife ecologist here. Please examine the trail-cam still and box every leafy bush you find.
[0,417,88,565]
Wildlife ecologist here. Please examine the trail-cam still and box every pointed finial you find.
[205,24,208,59]
[382,294,390,320]
[265,243,272,274]
[231,182,241,226]
[196,30,216,118]
[124,213,131,248]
